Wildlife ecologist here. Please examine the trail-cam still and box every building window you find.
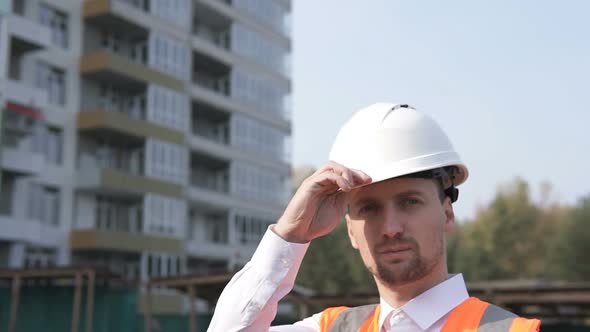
[36,62,66,106]
[100,30,121,53]
[45,126,63,165]
[145,139,187,185]
[147,85,189,132]
[234,214,272,244]
[143,194,186,237]
[149,32,190,80]
[143,253,184,279]
[231,162,286,204]
[205,215,228,244]
[150,0,191,29]
[231,114,285,161]
[28,184,60,226]
[39,3,68,48]
[24,246,57,268]
[231,70,286,118]
[95,195,143,233]
[231,24,287,75]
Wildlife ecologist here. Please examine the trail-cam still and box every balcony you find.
[70,229,183,254]
[77,167,183,199]
[185,241,234,260]
[191,6,290,85]
[193,1,231,50]
[189,86,290,135]
[78,109,184,145]
[80,50,184,92]
[1,146,44,175]
[191,102,230,145]
[188,134,290,177]
[192,51,231,96]
[4,79,49,109]
[190,152,229,192]
[188,102,291,173]
[1,108,44,175]
[186,185,284,216]
[5,14,52,53]
[185,207,236,260]
[84,0,149,31]
[0,215,62,247]
[200,0,290,44]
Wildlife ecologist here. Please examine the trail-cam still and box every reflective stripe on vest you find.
[320,297,541,332]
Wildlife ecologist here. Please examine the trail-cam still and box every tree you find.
[549,196,590,281]
[450,178,548,280]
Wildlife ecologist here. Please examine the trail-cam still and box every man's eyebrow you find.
[392,189,428,198]
[349,196,379,207]
[350,189,429,207]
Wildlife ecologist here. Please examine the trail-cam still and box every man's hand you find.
[274,161,372,243]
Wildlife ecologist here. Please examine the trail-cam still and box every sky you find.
[290,0,590,219]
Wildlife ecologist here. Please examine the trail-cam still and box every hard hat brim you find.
[351,151,469,188]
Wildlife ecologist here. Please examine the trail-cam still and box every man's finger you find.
[350,169,372,186]
[313,172,353,192]
[311,162,371,189]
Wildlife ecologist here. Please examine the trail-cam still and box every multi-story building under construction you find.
[0,0,291,288]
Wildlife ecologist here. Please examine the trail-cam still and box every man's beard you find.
[367,235,443,286]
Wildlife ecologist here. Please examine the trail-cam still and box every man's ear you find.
[346,214,359,249]
[443,197,455,233]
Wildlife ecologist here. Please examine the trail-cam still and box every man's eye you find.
[403,198,421,207]
[359,203,379,215]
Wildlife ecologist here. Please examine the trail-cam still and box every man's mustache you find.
[375,235,418,251]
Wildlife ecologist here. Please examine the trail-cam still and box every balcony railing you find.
[86,94,147,121]
[212,0,290,37]
[116,0,150,11]
[190,171,229,193]
[95,201,143,233]
[190,116,230,145]
[79,149,145,177]
[192,75,230,96]
[193,25,230,50]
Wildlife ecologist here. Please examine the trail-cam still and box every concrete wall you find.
[74,192,96,229]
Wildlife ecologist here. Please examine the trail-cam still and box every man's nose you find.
[382,204,405,238]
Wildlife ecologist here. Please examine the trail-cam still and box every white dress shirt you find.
[207,227,469,332]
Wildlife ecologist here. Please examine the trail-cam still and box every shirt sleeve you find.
[207,225,320,332]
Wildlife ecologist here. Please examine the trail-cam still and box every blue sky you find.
[290,0,590,219]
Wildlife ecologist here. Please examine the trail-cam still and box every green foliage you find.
[450,179,545,280]
[450,178,587,282]
[549,196,590,281]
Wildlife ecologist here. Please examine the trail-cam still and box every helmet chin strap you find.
[440,166,459,203]
[445,186,459,203]
[409,167,460,203]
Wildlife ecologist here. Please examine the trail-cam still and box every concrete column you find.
[140,252,148,282]
[57,242,70,266]
[8,242,25,268]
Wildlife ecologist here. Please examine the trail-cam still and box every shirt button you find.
[281,257,290,266]
[390,312,406,325]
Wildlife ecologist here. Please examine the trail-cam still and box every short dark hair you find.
[399,167,457,203]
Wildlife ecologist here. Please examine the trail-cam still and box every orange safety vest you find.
[318,297,541,332]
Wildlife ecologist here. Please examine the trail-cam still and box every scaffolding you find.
[144,272,234,332]
[0,266,115,332]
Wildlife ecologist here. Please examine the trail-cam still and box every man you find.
[208,103,541,331]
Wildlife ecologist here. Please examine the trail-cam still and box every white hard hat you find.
[329,102,469,188]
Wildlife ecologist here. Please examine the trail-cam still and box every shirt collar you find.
[378,274,469,330]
